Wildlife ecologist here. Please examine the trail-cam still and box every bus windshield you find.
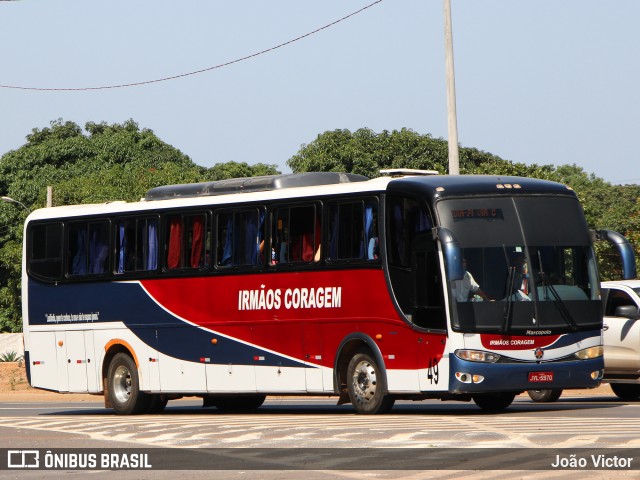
[436,196,602,333]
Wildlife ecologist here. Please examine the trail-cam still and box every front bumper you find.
[449,355,604,393]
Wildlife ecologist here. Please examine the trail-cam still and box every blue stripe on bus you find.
[546,329,599,349]
[27,280,307,368]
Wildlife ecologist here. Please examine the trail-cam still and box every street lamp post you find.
[443,0,460,175]
[1,196,30,212]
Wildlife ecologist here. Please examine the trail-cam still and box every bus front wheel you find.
[107,353,150,415]
[527,389,562,402]
[472,392,515,411]
[347,350,395,414]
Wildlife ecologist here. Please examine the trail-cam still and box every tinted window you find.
[271,204,320,264]
[217,209,265,267]
[68,221,110,276]
[116,217,159,273]
[28,222,63,280]
[327,200,378,261]
[165,213,209,270]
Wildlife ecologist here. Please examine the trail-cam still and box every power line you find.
[0,1,383,92]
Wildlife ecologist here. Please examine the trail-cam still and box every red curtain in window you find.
[167,218,182,269]
[190,216,204,268]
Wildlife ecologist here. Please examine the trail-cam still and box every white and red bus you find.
[21,170,636,414]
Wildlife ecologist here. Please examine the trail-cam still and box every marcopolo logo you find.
[7,450,39,468]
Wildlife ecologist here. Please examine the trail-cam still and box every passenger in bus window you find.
[452,259,490,302]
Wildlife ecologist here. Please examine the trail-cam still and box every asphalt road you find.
[0,390,639,479]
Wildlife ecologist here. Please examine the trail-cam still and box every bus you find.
[21,170,636,414]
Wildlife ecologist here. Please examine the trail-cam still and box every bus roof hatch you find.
[144,172,369,201]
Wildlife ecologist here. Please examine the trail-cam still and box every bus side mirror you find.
[433,227,464,281]
[592,229,637,280]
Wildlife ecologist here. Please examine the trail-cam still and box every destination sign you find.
[452,208,503,221]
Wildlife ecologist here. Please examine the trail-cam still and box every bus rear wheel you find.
[347,350,395,414]
[107,353,150,415]
[610,383,640,401]
[527,389,562,402]
[472,392,515,411]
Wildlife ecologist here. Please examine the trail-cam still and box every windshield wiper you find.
[501,266,516,333]
[536,250,578,331]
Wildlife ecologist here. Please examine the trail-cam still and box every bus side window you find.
[116,217,159,273]
[28,222,64,280]
[165,213,208,270]
[68,221,109,276]
[217,209,265,268]
[327,200,377,261]
[271,205,319,264]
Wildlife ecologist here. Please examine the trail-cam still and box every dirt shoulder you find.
[0,362,616,403]
[0,362,98,403]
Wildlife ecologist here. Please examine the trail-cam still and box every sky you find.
[1,0,639,185]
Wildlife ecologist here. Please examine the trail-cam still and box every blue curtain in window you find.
[117,223,126,273]
[415,208,431,233]
[71,228,87,275]
[89,226,108,274]
[221,216,233,266]
[240,212,258,265]
[147,220,157,270]
[364,205,375,259]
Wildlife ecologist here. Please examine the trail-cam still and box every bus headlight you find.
[574,346,603,360]
[455,349,500,363]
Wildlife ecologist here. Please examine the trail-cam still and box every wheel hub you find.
[352,360,377,404]
[112,365,132,404]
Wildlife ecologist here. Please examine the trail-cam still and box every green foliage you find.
[0,119,279,332]
[0,351,23,363]
[204,161,280,181]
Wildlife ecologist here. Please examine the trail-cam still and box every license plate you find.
[528,371,554,382]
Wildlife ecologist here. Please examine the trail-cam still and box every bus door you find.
[412,233,449,392]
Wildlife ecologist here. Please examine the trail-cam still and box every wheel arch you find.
[333,333,388,395]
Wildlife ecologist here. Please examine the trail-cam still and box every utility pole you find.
[443,0,459,175]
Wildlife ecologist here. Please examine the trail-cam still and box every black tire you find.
[346,350,395,414]
[473,392,516,411]
[147,394,168,413]
[212,395,266,411]
[527,389,562,403]
[107,353,150,415]
[610,383,640,401]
